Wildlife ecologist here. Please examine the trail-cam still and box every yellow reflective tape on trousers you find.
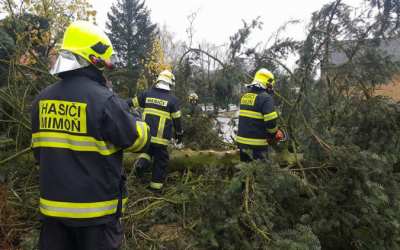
[171,110,182,119]
[239,109,263,119]
[235,136,268,146]
[126,121,149,152]
[150,182,163,190]
[143,108,171,119]
[264,111,278,121]
[151,137,169,145]
[138,153,151,161]
[31,132,119,156]
[40,197,128,219]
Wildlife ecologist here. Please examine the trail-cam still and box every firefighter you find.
[235,68,284,162]
[31,21,150,250]
[129,70,183,192]
[187,92,202,117]
[188,92,199,105]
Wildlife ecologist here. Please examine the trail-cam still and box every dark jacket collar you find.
[247,85,265,93]
[152,86,170,93]
[247,85,274,95]
[58,66,106,85]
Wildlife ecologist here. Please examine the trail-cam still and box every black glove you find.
[175,131,184,144]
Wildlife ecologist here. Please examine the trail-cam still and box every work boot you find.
[146,181,164,195]
[134,158,151,184]
[146,186,163,195]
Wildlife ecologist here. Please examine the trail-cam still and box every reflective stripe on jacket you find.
[236,87,278,148]
[31,67,149,219]
[130,87,182,146]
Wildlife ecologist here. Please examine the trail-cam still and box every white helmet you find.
[155,70,175,91]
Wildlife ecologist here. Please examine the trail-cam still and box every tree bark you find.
[123,148,303,172]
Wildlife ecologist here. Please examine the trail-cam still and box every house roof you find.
[330,38,400,65]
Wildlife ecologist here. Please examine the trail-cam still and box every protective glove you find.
[267,129,284,145]
[275,129,285,142]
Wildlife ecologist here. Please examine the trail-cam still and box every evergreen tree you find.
[0,28,15,86]
[106,0,157,95]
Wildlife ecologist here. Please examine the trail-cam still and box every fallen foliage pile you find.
[2,97,400,249]
[182,114,229,150]
[1,0,400,249]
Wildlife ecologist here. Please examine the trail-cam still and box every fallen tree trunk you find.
[123,148,303,172]
[124,149,239,172]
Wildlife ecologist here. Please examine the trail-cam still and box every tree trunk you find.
[123,148,303,172]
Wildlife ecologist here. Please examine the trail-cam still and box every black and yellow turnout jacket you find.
[129,87,183,146]
[236,86,278,149]
[31,66,149,222]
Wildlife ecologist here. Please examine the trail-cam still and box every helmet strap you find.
[89,55,114,70]
[266,86,274,95]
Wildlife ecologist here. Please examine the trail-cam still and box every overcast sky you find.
[92,0,365,46]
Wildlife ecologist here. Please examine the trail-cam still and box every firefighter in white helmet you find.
[129,70,183,192]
